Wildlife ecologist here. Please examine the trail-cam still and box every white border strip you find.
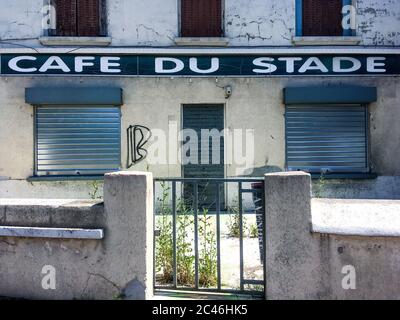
[0,46,399,55]
[0,226,104,239]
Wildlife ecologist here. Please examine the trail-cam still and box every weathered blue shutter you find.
[35,106,121,176]
[285,105,368,173]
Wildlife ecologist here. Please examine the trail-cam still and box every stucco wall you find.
[0,75,399,198]
[265,172,400,300]
[0,0,399,47]
[0,171,154,300]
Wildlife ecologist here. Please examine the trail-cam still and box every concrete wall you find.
[0,0,399,47]
[0,171,153,300]
[0,75,399,199]
[264,171,400,300]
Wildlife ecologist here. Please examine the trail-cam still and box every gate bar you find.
[216,182,221,290]
[172,181,177,288]
[193,182,199,289]
[238,181,244,291]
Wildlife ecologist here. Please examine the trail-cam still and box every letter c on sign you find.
[9,56,37,73]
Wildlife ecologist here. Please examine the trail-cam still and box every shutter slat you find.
[286,105,368,173]
[36,106,120,176]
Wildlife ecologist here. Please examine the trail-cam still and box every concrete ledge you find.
[312,198,400,237]
[0,226,103,239]
[39,36,112,46]
[0,198,105,229]
[292,36,362,46]
[174,37,229,46]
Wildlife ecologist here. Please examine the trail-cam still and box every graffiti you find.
[127,125,152,168]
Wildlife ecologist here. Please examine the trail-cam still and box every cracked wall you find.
[0,0,399,47]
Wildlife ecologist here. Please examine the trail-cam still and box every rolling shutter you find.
[54,0,101,36]
[55,0,77,36]
[183,105,224,209]
[286,105,368,173]
[302,0,342,36]
[77,0,100,36]
[35,106,121,176]
[181,0,222,37]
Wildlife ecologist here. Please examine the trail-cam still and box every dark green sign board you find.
[1,54,399,76]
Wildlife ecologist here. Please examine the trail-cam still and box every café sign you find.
[1,54,399,76]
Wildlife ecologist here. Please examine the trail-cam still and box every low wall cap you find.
[265,171,311,177]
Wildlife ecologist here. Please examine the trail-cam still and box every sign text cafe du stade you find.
[1,54,399,76]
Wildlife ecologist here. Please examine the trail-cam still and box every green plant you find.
[313,174,326,198]
[176,200,195,286]
[226,198,246,238]
[88,180,103,200]
[198,208,217,287]
[155,183,218,288]
[155,182,173,283]
[249,223,258,238]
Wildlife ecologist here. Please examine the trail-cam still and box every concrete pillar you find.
[103,171,154,300]
[264,171,321,300]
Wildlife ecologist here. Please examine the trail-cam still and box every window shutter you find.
[181,0,222,37]
[302,0,343,36]
[55,0,77,36]
[35,106,121,176]
[77,0,100,36]
[286,105,368,173]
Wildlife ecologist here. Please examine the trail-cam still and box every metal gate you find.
[153,178,265,296]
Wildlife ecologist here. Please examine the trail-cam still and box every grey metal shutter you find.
[182,104,224,209]
[286,105,368,173]
[35,106,121,176]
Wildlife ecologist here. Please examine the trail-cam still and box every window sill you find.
[27,175,105,182]
[174,37,229,47]
[310,173,377,180]
[39,36,112,46]
[292,36,362,46]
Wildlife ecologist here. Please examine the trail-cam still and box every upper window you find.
[296,0,354,37]
[52,0,106,37]
[180,0,223,37]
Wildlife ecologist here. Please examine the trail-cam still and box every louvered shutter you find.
[77,0,100,36]
[181,0,222,37]
[302,0,343,36]
[55,0,77,36]
[286,105,368,173]
[35,106,121,176]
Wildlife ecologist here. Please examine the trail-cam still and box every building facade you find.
[0,0,399,199]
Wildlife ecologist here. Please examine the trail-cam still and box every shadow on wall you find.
[243,166,283,177]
